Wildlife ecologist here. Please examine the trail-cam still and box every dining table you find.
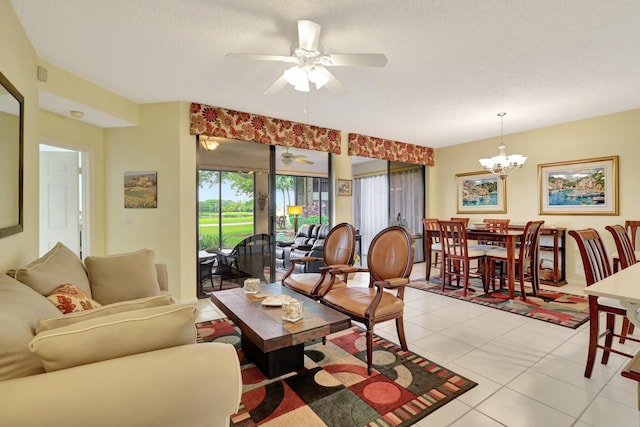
[425,227,525,300]
[583,260,640,329]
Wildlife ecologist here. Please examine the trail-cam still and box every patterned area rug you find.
[197,319,477,426]
[409,278,589,329]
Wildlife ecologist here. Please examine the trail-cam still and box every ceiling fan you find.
[281,148,314,165]
[227,20,387,95]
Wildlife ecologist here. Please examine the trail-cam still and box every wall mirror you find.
[0,71,24,238]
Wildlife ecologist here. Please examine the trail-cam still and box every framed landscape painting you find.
[124,171,158,208]
[538,156,618,215]
[456,171,506,214]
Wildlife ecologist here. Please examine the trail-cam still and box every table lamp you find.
[287,205,303,233]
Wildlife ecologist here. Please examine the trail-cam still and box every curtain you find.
[354,174,388,263]
[389,168,424,262]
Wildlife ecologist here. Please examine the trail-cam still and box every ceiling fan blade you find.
[295,158,314,165]
[226,53,297,63]
[298,20,321,51]
[293,154,307,159]
[322,70,347,96]
[264,74,289,95]
[326,53,388,67]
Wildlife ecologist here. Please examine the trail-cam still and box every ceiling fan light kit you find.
[227,19,387,95]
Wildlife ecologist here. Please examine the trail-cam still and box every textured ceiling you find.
[10,0,640,148]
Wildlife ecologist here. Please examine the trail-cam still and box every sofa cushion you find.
[29,304,198,372]
[14,242,92,298]
[0,275,62,381]
[46,284,103,314]
[36,294,175,333]
[85,249,161,305]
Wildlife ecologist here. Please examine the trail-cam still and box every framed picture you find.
[455,171,506,214]
[337,179,352,196]
[124,171,158,208]
[538,156,618,215]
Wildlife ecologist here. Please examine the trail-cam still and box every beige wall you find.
[333,132,352,225]
[431,109,640,283]
[0,0,40,270]
[104,102,197,302]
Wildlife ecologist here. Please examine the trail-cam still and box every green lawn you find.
[199,215,253,225]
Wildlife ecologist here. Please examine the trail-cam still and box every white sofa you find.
[0,243,242,427]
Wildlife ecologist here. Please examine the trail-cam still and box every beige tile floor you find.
[197,262,640,426]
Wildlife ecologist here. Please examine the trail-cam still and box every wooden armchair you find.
[282,223,357,299]
[318,226,414,374]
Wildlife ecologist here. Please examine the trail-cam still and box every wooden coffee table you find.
[210,283,351,378]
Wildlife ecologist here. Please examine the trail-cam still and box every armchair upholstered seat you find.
[319,226,414,374]
[282,223,356,298]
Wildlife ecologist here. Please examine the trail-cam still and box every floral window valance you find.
[190,103,341,154]
[348,133,435,166]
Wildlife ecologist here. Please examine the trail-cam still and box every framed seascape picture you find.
[456,171,506,214]
[124,171,158,208]
[337,179,352,196]
[538,156,618,215]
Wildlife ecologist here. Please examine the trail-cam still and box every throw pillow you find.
[85,249,161,305]
[29,304,198,372]
[14,242,92,297]
[36,294,175,333]
[46,284,102,314]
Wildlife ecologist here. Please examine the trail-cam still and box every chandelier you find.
[479,112,527,180]
[199,135,219,151]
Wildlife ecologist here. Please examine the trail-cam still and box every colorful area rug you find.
[197,319,477,426]
[409,278,589,329]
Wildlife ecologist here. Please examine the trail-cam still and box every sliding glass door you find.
[353,158,425,265]
[198,170,255,251]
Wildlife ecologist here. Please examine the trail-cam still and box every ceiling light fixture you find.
[479,112,527,180]
[70,110,84,119]
[199,135,220,151]
[284,62,330,92]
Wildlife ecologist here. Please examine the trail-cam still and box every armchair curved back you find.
[367,226,414,286]
[569,228,611,286]
[232,233,271,283]
[323,223,357,266]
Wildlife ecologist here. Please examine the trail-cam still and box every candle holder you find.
[243,278,260,294]
[282,298,304,322]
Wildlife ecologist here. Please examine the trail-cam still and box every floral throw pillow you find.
[46,284,102,314]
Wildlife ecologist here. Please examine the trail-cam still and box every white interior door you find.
[40,149,80,256]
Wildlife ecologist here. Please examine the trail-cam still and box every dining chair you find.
[423,218,442,282]
[318,226,414,375]
[626,220,640,250]
[611,221,640,272]
[282,223,357,299]
[605,224,638,343]
[485,220,544,301]
[450,217,470,228]
[569,228,640,378]
[437,220,487,296]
